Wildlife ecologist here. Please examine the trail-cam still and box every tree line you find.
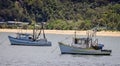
[0,0,120,30]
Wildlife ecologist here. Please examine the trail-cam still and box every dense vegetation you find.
[0,0,120,30]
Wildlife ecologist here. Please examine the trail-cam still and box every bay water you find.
[0,32,120,66]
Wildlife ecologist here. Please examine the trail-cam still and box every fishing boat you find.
[8,22,51,46]
[58,30,112,55]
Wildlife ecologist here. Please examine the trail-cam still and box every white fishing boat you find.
[8,22,51,46]
[59,30,112,55]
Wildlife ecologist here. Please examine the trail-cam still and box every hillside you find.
[0,0,120,30]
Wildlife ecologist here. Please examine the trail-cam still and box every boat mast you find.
[33,23,36,41]
[72,2,78,44]
[74,22,76,39]
[31,12,37,41]
[71,2,76,39]
[36,25,41,39]
[36,22,46,40]
[42,22,46,39]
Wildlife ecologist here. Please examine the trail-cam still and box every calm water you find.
[0,32,120,66]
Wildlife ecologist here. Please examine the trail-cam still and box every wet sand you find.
[0,29,120,37]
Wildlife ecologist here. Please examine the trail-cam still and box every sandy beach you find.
[0,29,120,37]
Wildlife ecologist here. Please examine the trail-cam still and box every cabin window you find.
[82,40,85,44]
[78,40,82,44]
[77,40,85,44]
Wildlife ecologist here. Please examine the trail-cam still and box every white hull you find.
[59,43,111,55]
[8,36,51,46]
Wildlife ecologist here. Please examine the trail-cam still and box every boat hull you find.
[8,36,51,46]
[59,43,111,55]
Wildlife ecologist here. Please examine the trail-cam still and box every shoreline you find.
[0,29,120,37]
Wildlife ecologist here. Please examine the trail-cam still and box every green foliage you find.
[0,0,120,30]
[46,20,69,30]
